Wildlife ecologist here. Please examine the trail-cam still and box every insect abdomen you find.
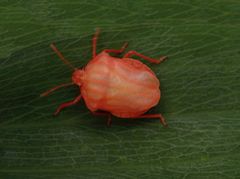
[103,58,160,117]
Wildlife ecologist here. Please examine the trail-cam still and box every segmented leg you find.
[134,114,168,127]
[54,95,82,115]
[123,50,167,64]
[40,83,73,97]
[92,111,112,126]
[103,42,128,54]
[92,28,100,58]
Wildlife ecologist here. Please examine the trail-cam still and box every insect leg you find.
[103,42,128,54]
[123,50,167,64]
[134,114,168,127]
[92,111,112,126]
[54,95,82,115]
[92,28,100,58]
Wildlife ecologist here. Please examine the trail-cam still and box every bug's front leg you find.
[92,28,100,58]
[54,95,82,115]
[123,50,167,64]
[134,114,168,127]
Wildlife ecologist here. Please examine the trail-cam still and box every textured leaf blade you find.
[0,0,240,178]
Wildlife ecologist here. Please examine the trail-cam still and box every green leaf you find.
[1,0,240,178]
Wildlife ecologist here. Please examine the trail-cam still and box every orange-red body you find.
[79,52,160,118]
[41,29,167,126]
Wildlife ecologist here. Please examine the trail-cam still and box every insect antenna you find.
[40,82,74,97]
[50,43,76,71]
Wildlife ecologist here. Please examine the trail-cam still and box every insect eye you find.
[72,70,84,85]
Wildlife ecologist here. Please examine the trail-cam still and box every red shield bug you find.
[41,29,168,127]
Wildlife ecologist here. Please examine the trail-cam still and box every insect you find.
[41,29,168,126]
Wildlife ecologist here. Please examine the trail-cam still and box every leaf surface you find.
[0,0,240,178]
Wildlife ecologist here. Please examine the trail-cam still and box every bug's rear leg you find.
[103,42,128,55]
[134,113,168,127]
[54,95,81,115]
[92,111,112,126]
[123,50,167,64]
